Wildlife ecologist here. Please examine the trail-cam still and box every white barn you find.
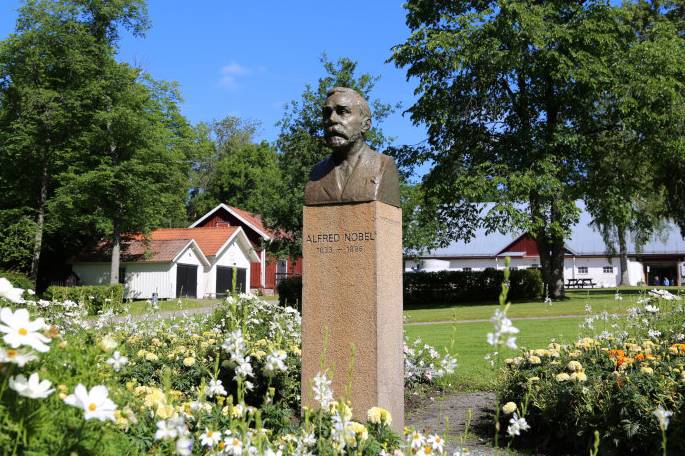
[71,226,260,299]
[406,206,685,288]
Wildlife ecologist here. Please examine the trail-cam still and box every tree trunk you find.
[30,163,49,288]
[110,222,120,285]
[618,228,629,286]
[549,238,565,299]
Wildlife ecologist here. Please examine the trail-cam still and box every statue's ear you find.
[361,117,371,133]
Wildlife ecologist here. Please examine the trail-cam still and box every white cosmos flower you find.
[0,307,50,352]
[644,304,659,314]
[206,378,227,397]
[224,436,243,455]
[200,429,222,447]
[9,372,54,399]
[64,384,117,421]
[0,347,38,366]
[427,433,445,453]
[0,278,25,304]
[106,351,128,371]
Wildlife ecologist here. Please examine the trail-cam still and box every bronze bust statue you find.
[304,87,401,207]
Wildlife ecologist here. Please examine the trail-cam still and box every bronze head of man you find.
[304,87,401,207]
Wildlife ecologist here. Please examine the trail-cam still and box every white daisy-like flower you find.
[200,429,222,447]
[0,307,50,352]
[206,378,227,397]
[106,351,129,372]
[408,430,425,450]
[224,436,243,455]
[63,384,117,421]
[0,278,25,304]
[9,372,54,399]
[427,433,445,453]
[0,347,38,366]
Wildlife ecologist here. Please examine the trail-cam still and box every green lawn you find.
[403,288,684,323]
[406,317,585,391]
[126,297,223,315]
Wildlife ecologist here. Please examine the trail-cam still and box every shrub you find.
[404,268,543,305]
[0,269,34,291]
[44,284,124,315]
[277,275,302,310]
[496,290,685,454]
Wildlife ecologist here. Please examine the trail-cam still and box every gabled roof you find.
[75,238,209,266]
[421,202,685,258]
[189,203,272,240]
[149,226,240,257]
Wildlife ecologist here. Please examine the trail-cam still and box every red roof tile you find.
[225,205,274,237]
[150,227,238,257]
[77,239,191,263]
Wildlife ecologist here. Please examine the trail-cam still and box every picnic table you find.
[566,278,597,289]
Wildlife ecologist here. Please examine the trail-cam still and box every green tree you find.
[52,63,194,285]
[392,1,631,298]
[188,116,283,220]
[272,55,398,256]
[0,0,148,286]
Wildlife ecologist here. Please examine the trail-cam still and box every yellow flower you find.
[567,361,583,372]
[156,404,174,419]
[502,402,517,414]
[145,352,159,362]
[556,373,571,382]
[570,372,587,382]
[528,376,540,383]
[641,366,654,375]
[183,357,195,367]
[99,334,118,352]
[568,350,582,358]
[527,355,542,365]
[367,406,392,425]
[348,421,368,442]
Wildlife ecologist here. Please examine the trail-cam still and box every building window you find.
[603,266,613,274]
[578,266,588,274]
[462,267,472,272]
[531,264,539,268]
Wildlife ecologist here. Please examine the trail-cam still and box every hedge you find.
[0,269,33,291]
[277,276,302,312]
[44,284,125,315]
[276,268,543,308]
[404,268,544,304]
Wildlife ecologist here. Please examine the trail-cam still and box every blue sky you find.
[0,0,427,148]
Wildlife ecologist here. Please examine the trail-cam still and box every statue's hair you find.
[326,87,371,121]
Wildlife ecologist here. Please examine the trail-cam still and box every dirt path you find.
[406,390,498,455]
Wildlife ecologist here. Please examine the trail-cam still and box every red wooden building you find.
[190,204,302,292]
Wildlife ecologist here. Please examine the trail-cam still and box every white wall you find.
[72,262,175,299]
[205,238,252,297]
[171,245,206,298]
[124,263,174,299]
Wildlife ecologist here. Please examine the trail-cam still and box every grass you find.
[406,317,586,391]
[403,288,684,323]
[126,298,223,315]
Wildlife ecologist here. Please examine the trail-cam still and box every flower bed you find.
[0,277,458,455]
[496,289,685,455]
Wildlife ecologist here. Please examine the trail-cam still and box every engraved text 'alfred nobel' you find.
[304,231,377,254]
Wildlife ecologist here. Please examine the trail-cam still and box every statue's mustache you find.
[325,127,348,139]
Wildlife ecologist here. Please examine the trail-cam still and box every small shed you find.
[71,226,260,299]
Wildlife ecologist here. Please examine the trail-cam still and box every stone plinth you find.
[301,201,403,432]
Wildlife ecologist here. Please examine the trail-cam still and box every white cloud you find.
[218,62,251,89]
